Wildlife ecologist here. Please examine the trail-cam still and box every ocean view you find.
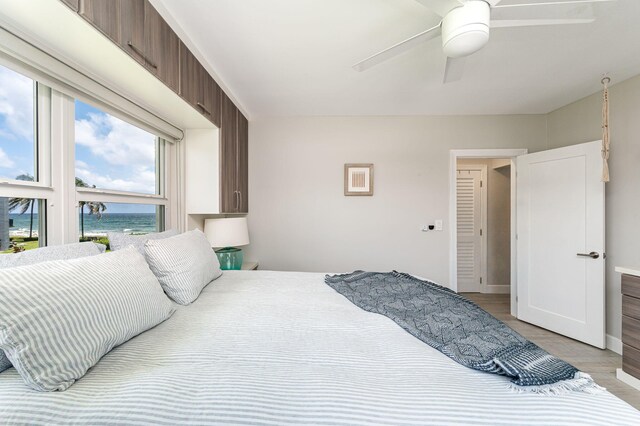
[8,212,158,236]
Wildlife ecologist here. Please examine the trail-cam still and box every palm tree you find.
[8,174,36,238]
[76,177,90,238]
[76,177,107,238]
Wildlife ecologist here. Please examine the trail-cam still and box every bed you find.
[1,270,638,425]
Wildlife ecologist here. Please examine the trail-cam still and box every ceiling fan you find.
[353,0,614,83]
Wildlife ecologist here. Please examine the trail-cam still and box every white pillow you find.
[0,241,106,374]
[144,229,222,305]
[0,241,105,269]
[108,229,178,253]
[0,247,175,392]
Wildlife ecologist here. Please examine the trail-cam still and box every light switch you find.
[435,220,443,231]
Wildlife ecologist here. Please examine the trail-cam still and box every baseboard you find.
[617,368,640,391]
[607,334,622,355]
[482,285,510,294]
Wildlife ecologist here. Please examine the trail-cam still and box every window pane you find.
[0,197,45,254]
[78,202,164,247]
[75,100,159,195]
[0,64,36,181]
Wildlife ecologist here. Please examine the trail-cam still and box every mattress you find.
[0,270,638,425]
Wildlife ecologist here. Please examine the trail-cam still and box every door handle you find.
[577,251,600,259]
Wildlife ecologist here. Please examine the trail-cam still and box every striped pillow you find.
[0,241,106,374]
[0,247,175,392]
[144,229,222,305]
[108,229,178,253]
[0,241,105,269]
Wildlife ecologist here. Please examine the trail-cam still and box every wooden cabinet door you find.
[220,93,238,213]
[119,0,145,66]
[144,1,179,93]
[236,112,249,213]
[61,0,79,12]
[202,74,221,127]
[179,42,205,111]
[79,0,121,43]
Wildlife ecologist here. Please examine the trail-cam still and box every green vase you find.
[215,247,243,270]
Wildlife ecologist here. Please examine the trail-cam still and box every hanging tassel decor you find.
[601,76,611,182]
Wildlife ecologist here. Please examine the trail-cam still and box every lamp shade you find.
[203,217,250,248]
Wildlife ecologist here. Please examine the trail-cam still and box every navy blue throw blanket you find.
[325,271,604,394]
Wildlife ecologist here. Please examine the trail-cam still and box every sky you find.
[0,64,157,214]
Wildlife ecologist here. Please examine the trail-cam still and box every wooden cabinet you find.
[71,0,224,126]
[120,0,179,93]
[119,0,144,65]
[79,0,121,43]
[143,1,179,93]
[219,93,248,213]
[236,111,249,212]
[220,93,239,213]
[179,42,220,126]
[622,273,640,380]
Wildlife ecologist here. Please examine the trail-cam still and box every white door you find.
[457,169,484,292]
[517,141,605,348]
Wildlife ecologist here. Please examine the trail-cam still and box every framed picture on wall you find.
[344,163,374,196]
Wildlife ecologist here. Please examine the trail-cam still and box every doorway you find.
[456,159,511,295]
[449,144,606,349]
[449,149,527,316]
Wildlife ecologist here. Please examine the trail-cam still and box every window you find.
[0,197,45,254]
[74,100,168,244]
[0,64,37,182]
[0,63,46,253]
[78,202,164,247]
[75,100,160,195]
[0,53,174,252]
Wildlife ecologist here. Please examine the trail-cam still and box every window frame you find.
[0,54,178,248]
[0,60,53,249]
[72,96,170,236]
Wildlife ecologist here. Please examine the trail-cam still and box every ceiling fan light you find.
[442,25,490,57]
[442,1,491,58]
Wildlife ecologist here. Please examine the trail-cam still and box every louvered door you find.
[457,170,482,292]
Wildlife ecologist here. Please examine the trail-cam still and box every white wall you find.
[546,74,640,340]
[245,116,547,285]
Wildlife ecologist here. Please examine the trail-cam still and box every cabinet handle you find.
[234,190,239,211]
[196,102,211,115]
[126,41,158,69]
[239,191,242,211]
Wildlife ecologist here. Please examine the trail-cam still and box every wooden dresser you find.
[617,267,640,390]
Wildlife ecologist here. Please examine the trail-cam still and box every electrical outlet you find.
[435,220,443,231]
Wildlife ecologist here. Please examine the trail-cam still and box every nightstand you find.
[241,261,259,270]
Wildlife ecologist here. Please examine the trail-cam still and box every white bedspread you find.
[0,270,638,425]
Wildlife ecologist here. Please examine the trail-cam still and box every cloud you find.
[75,161,156,194]
[0,66,35,142]
[75,112,156,168]
[0,147,15,169]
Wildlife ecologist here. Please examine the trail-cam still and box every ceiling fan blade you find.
[443,56,466,84]
[491,18,594,28]
[352,23,442,72]
[414,0,464,17]
[492,0,615,9]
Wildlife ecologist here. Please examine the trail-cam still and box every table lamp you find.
[203,217,250,270]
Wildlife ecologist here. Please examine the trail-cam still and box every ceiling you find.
[154,0,640,118]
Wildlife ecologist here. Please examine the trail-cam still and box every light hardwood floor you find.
[463,292,640,410]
